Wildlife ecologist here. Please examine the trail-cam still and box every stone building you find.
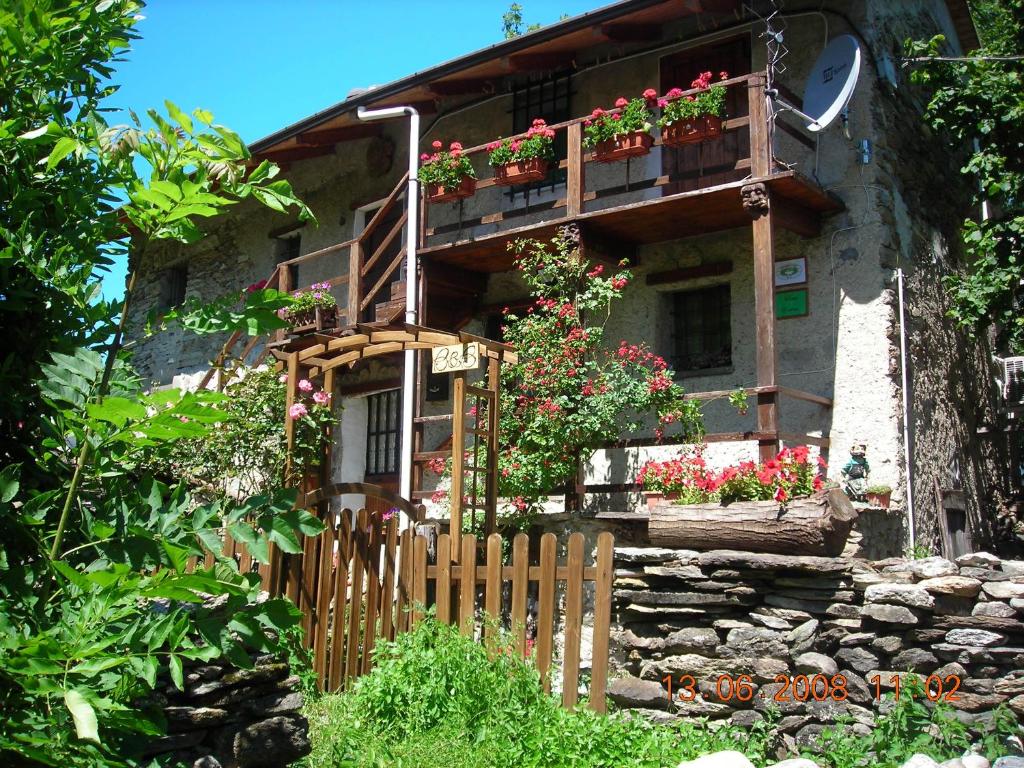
[124,0,1018,557]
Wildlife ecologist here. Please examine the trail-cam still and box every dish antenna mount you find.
[768,34,862,133]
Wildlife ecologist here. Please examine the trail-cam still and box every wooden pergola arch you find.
[274,322,517,555]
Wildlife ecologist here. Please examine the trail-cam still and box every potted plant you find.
[865,484,892,509]
[487,118,556,185]
[418,140,476,203]
[657,71,729,147]
[279,281,338,334]
[583,93,656,163]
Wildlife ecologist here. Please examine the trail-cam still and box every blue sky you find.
[102,0,604,300]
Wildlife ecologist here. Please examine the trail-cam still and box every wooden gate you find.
[249,507,615,711]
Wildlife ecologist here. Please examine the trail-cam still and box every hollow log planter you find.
[647,488,858,556]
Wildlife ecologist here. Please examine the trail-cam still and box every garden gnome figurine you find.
[841,442,870,501]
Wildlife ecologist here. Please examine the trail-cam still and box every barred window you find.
[509,72,571,195]
[157,265,187,311]
[365,389,401,476]
[673,284,732,373]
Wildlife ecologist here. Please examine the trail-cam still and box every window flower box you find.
[487,119,556,186]
[425,176,477,204]
[593,130,654,163]
[661,114,723,147]
[287,304,338,335]
[419,139,476,205]
[493,157,550,185]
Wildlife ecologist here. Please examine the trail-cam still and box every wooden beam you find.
[566,122,584,218]
[369,98,437,115]
[296,124,382,145]
[647,260,732,286]
[598,23,661,42]
[772,195,820,238]
[255,145,335,164]
[503,52,576,72]
[428,77,500,96]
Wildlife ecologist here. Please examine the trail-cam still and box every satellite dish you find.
[802,35,861,132]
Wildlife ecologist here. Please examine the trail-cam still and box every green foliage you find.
[417,140,475,191]
[905,3,1024,352]
[502,3,525,38]
[809,677,1021,768]
[583,97,654,149]
[305,617,777,768]
[150,367,334,498]
[491,231,704,510]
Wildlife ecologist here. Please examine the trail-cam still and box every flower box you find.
[866,489,892,509]
[493,157,550,186]
[288,305,338,335]
[647,488,858,556]
[593,131,654,163]
[425,176,476,204]
[661,115,723,147]
[642,491,679,510]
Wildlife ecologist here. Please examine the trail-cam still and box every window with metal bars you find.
[275,233,300,289]
[672,284,732,373]
[157,265,188,311]
[508,72,572,196]
[365,389,401,476]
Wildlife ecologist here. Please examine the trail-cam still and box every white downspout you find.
[897,266,915,550]
[356,105,420,505]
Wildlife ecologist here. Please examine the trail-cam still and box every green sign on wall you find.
[776,287,808,318]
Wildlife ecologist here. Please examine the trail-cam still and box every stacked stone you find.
[139,653,310,768]
[608,548,1024,747]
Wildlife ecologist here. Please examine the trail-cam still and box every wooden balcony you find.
[418,73,841,272]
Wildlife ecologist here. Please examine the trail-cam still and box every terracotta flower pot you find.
[661,115,723,147]
[288,305,338,335]
[493,157,550,186]
[643,491,680,510]
[593,131,654,163]
[425,176,476,204]
[866,490,892,509]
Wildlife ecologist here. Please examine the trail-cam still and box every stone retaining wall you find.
[609,548,1024,747]
[139,653,310,768]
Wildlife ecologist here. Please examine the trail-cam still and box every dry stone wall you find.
[138,652,310,768]
[609,547,1024,748]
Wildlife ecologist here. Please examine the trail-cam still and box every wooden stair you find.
[374,279,406,322]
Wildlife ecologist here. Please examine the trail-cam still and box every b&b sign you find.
[431,343,481,374]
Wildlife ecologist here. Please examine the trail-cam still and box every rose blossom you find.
[288,403,308,420]
[298,379,313,392]
[313,390,330,405]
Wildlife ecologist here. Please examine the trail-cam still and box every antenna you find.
[768,34,863,133]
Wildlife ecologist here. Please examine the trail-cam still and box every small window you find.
[275,233,301,290]
[672,284,732,373]
[509,72,572,195]
[366,389,401,476]
[157,265,188,311]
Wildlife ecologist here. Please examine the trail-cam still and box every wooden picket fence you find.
[217,507,615,710]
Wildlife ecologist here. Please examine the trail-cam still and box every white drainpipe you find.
[897,266,915,550]
[356,105,420,504]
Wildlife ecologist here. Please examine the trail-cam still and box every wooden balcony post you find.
[449,371,466,560]
[747,73,779,462]
[567,122,585,218]
[347,240,363,325]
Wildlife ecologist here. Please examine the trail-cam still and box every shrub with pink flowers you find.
[582,93,656,149]
[638,445,826,505]
[417,139,476,192]
[152,367,335,497]
[657,71,730,128]
[486,118,556,167]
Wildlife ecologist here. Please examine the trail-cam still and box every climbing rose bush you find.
[495,230,704,509]
[639,445,826,504]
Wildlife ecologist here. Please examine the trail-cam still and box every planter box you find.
[661,115,723,147]
[493,157,550,186]
[642,491,680,510]
[425,176,476,204]
[592,131,654,163]
[288,305,338,335]
[866,491,892,509]
[647,488,858,557]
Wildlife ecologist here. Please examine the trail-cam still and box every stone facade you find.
[138,652,309,768]
[608,546,1024,746]
[123,0,1015,552]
